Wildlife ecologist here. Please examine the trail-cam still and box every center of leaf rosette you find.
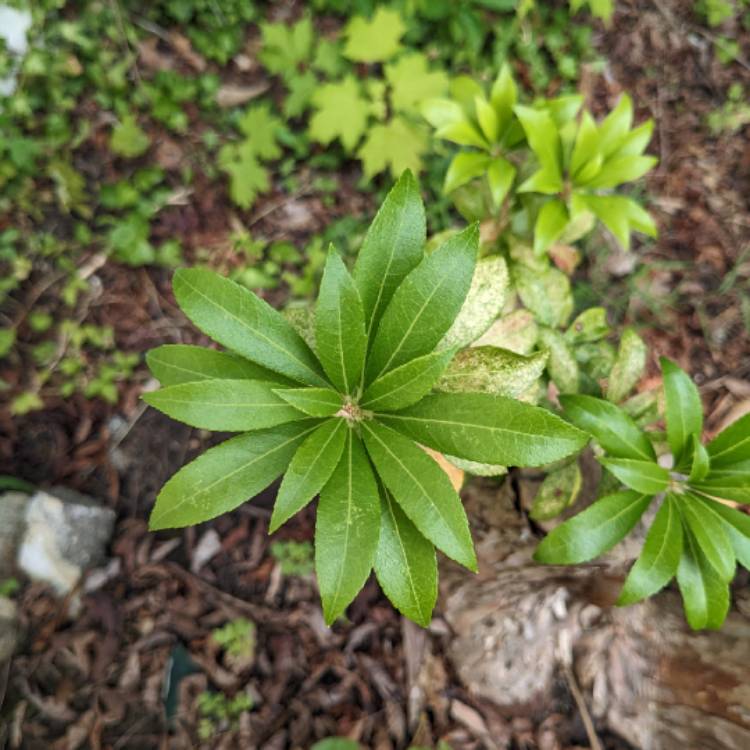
[336,398,371,425]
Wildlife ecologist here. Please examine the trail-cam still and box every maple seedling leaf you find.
[343,7,405,63]
[358,116,429,178]
[386,53,449,115]
[237,103,283,161]
[310,75,371,151]
[259,17,314,78]
[219,142,270,209]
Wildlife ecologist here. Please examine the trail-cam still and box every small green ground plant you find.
[536,358,750,629]
[145,172,587,626]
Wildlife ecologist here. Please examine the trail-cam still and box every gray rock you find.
[0,596,18,663]
[18,488,116,595]
[0,492,30,578]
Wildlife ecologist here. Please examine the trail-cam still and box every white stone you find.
[18,489,116,595]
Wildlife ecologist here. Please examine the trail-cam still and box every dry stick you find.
[561,660,604,750]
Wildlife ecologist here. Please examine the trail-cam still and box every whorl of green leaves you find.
[423,66,657,255]
[536,358,750,630]
[144,171,587,627]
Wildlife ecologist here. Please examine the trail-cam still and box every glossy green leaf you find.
[374,490,438,627]
[560,394,656,461]
[143,379,305,432]
[436,346,547,400]
[361,349,455,412]
[581,195,634,250]
[489,64,517,125]
[379,392,587,467]
[661,358,703,467]
[366,224,477,383]
[691,480,750,504]
[514,105,562,178]
[475,95,499,142]
[534,490,651,564]
[530,461,582,521]
[534,199,569,255]
[173,268,328,387]
[606,328,646,403]
[615,119,654,157]
[440,256,509,350]
[270,419,347,533]
[316,249,367,394]
[695,497,750,570]
[149,421,317,530]
[316,431,381,624]
[362,421,476,570]
[274,387,342,418]
[353,170,426,335]
[146,344,287,387]
[706,412,750,468]
[585,155,658,189]
[444,152,491,194]
[570,112,600,180]
[600,457,670,494]
[597,94,633,157]
[617,494,682,605]
[688,435,711,482]
[677,526,730,630]
[421,97,464,129]
[487,156,516,208]
[435,119,489,149]
[680,495,736,581]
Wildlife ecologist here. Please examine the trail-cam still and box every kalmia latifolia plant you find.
[144,172,587,626]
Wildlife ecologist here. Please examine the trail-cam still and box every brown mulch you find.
[2,0,750,748]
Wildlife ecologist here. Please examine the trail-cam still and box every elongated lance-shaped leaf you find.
[691,481,750,504]
[559,394,656,462]
[361,349,455,412]
[366,224,478,384]
[379,392,587,467]
[149,421,318,530]
[362,421,476,571]
[353,170,426,335]
[617,494,682,605]
[270,419,347,533]
[316,249,367,395]
[706,412,750,468]
[316,430,381,624]
[677,525,730,630]
[535,490,652,564]
[688,434,711,482]
[693,494,750,570]
[274,387,343,418]
[599,458,670,495]
[173,268,328,387]
[146,344,290,386]
[680,494,735,582]
[374,489,438,627]
[143,379,306,432]
[661,357,703,467]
